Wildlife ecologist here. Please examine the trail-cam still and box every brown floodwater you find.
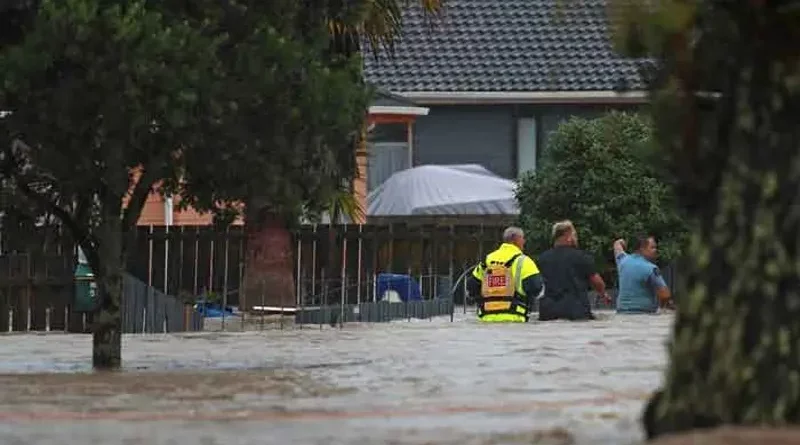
[0,310,672,444]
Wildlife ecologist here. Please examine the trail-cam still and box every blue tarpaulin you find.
[376,273,422,302]
[194,302,235,318]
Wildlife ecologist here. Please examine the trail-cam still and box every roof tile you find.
[363,0,646,92]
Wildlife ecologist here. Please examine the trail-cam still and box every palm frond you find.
[327,0,444,57]
[329,185,365,223]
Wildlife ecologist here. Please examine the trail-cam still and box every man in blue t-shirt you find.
[613,235,671,313]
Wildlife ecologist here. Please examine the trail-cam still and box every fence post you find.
[340,225,347,328]
[356,224,363,305]
[238,227,245,329]
[222,228,230,331]
[178,226,185,298]
[208,234,215,297]
[295,231,302,307]
[193,226,200,296]
[147,225,154,287]
[0,255,9,333]
[24,253,31,331]
[164,224,170,295]
[311,224,317,308]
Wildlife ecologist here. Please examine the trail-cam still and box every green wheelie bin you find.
[73,249,98,313]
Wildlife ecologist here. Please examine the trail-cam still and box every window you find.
[367,142,410,192]
[516,117,538,177]
[367,123,411,192]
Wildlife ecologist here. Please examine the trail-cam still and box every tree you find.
[172,2,372,309]
[188,0,444,310]
[516,112,687,279]
[0,0,373,369]
[610,1,800,439]
[0,0,222,368]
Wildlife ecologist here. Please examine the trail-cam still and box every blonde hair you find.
[551,220,575,240]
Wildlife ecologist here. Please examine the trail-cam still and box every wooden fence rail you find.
[0,253,73,332]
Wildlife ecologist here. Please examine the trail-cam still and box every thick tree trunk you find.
[242,208,295,311]
[650,426,800,445]
[644,13,800,438]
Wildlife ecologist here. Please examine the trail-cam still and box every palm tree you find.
[318,0,443,303]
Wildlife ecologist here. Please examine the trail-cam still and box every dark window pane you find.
[369,123,407,143]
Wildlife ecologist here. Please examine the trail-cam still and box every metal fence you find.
[126,224,506,309]
[1,222,680,331]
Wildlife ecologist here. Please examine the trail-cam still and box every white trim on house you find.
[397,90,649,105]
[368,105,430,116]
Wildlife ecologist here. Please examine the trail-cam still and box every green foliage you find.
[0,0,219,264]
[172,12,372,227]
[516,112,687,275]
[0,0,373,250]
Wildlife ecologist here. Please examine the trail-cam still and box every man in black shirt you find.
[536,220,609,321]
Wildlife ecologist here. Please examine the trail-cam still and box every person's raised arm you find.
[613,238,628,264]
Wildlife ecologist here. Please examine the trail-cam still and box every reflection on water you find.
[0,311,672,445]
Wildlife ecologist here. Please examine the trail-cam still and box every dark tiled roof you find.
[363,0,645,93]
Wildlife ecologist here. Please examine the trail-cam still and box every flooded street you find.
[0,310,672,444]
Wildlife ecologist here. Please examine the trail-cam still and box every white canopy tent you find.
[367,164,520,216]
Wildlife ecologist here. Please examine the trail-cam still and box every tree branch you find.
[119,163,163,260]
[121,165,158,233]
[15,179,99,270]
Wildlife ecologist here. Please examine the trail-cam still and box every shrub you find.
[516,112,687,281]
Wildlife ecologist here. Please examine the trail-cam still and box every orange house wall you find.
[137,193,244,226]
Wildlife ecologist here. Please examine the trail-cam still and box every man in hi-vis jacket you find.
[467,227,543,323]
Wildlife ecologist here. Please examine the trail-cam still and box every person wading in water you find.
[536,220,610,321]
[613,235,672,314]
[467,226,543,323]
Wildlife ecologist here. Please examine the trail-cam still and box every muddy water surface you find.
[0,310,672,444]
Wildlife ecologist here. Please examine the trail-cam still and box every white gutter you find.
[397,90,649,105]
[368,105,430,116]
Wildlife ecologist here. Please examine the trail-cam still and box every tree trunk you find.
[242,207,295,311]
[92,263,122,370]
[90,218,124,371]
[644,11,800,438]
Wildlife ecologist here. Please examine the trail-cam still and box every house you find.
[138,0,644,226]
[362,0,647,187]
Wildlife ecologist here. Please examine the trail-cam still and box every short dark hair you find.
[632,234,655,251]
